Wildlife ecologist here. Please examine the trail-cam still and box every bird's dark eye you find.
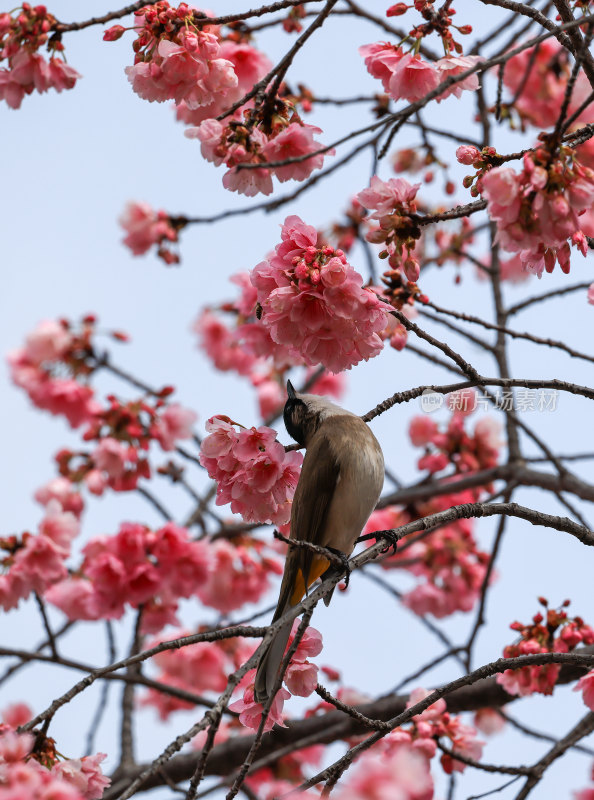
[284,398,306,445]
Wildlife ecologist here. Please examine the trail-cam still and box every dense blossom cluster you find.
[56,393,196,495]
[0,720,109,800]
[45,521,210,633]
[251,215,389,372]
[497,599,594,697]
[113,2,238,108]
[196,270,347,417]
[0,3,80,108]
[408,390,502,475]
[360,43,479,103]
[187,109,333,196]
[384,688,485,776]
[143,633,257,718]
[199,415,303,524]
[502,39,593,131]
[229,622,323,731]
[7,317,102,428]
[0,502,79,611]
[119,201,181,264]
[365,490,491,618]
[481,148,594,277]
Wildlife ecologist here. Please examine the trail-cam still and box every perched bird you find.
[254,381,385,704]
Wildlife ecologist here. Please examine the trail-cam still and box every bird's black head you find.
[284,380,307,446]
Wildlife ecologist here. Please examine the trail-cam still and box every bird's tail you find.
[254,555,331,705]
[254,609,293,705]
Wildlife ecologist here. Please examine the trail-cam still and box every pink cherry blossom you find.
[51,754,110,800]
[200,415,303,525]
[435,55,481,101]
[229,671,290,732]
[152,403,197,450]
[481,150,594,276]
[575,671,594,711]
[250,216,388,373]
[196,538,283,614]
[262,122,332,182]
[388,54,440,102]
[1,702,32,729]
[359,42,405,92]
[34,478,84,518]
[335,745,433,800]
[473,707,506,736]
[119,201,178,256]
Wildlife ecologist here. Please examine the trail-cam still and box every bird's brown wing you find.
[273,429,340,617]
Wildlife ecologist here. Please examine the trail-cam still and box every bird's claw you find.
[357,529,398,555]
[322,546,351,588]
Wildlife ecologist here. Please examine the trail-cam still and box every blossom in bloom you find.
[1,702,32,728]
[151,403,197,450]
[360,43,479,105]
[250,216,388,372]
[261,122,331,182]
[503,40,570,128]
[497,601,594,697]
[358,176,422,284]
[34,478,84,518]
[51,754,110,800]
[46,522,212,632]
[435,55,481,101]
[575,671,594,711]
[200,415,303,524]
[481,149,594,276]
[196,537,283,613]
[335,745,433,800]
[119,201,178,260]
[229,670,290,732]
[473,707,506,736]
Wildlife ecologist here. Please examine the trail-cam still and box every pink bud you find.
[456,145,480,165]
[103,24,126,41]
[387,3,408,15]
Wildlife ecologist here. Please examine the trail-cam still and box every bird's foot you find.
[321,547,351,588]
[357,529,398,555]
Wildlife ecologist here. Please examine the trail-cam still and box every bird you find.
[254,380,385,705]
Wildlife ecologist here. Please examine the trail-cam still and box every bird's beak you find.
[286,380,297,399]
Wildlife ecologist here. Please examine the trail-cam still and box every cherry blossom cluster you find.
[7,316,104,428]
[250,215,389,373]
[142,632,257,718]
[119,201,182,264]
[186,105,333,196]
[408,389,502,475]
[55,393,196,495]
[0,3,80,109]
[481,147,594,277]
[383,687,484,777]
[502,39,593,131]
[360,42,479,104]
[199,416,302,524]
[497,598,594,697]
[229,622,323,732]
[0,715,109,800]
[45,521,211,633]
[0,501,79,612]
[173,37,271,124]
[358,174,425,285]
[195,270,346,418]
[366,490,491,618]
[387,1,473,56]
[110,3,237,108]
[194,536,283,614]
